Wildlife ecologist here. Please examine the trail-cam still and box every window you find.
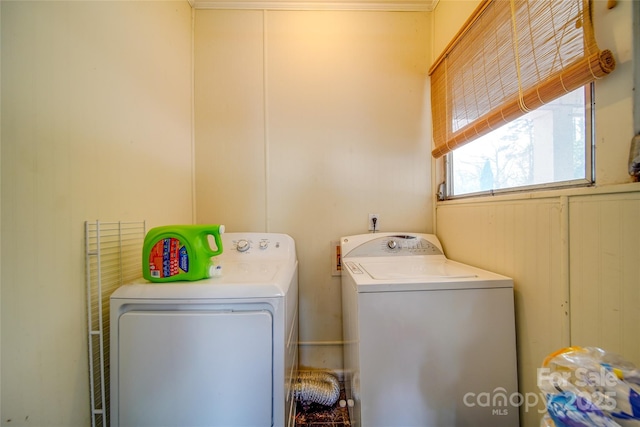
[448,85,593,197]
[430,0,616,199]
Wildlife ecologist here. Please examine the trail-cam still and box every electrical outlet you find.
[368,214,379,232]
[331,240,341,276]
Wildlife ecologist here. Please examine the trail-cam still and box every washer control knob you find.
[259,240,268,250]
[237,239,250,252]
[387,240,397,249]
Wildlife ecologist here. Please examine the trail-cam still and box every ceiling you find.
[189,0,438,11]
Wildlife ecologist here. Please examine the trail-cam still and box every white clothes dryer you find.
[110,233,298,427]
[341,232,519,427]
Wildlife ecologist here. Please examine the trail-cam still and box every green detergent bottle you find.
[142,224,225,282]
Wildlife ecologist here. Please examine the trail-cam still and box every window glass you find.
[448,86,592,197]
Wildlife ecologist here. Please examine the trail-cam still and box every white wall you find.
[433,1,639,427]
[194,9,433,369]
[0,2,193,425]
[5,1,633,426]
[2,3,433,423]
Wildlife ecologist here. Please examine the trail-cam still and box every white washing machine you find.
[110,232,298,427]
[341,232,519,427]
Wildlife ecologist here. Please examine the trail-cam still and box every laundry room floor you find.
[294,384,351,426]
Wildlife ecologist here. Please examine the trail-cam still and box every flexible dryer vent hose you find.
[293,371,340,407]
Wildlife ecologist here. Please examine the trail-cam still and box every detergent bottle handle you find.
[203,225,225,257]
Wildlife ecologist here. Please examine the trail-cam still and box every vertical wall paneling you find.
[437,188,640,427]
[195,9,432,370]
[267,10,432,369]
[1,2,193,425]
[560,196,571,345]
[194,10,267,232]
[569,193,640,361]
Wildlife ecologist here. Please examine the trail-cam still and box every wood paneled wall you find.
[436,186,640,427]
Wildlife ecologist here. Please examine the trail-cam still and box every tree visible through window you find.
[449,87,591,196]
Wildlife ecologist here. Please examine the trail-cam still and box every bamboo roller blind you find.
[429,0,616,159]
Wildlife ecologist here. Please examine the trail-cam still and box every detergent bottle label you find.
[148,238,189,278]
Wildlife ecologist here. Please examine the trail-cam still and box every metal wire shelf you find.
[85,220,146,427]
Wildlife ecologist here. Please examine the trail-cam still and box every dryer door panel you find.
[116,310,273,427]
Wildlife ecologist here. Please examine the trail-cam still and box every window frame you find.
[441,83,595,200]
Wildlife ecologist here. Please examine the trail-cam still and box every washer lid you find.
[344,258,513,292]
[359,259,478,280]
